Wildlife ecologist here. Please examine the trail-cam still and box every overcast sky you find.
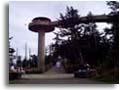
[9,1,112,59]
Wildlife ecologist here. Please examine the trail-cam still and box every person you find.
[17,67,25,74]
[56,61,61,69]
[10,64,17,72]
[86,64,90,71]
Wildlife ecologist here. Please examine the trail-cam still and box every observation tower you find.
[28,17,54,72]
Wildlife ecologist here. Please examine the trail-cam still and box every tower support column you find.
[38,31,45,72]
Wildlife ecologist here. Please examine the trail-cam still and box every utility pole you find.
[25,43,27,60]
[29,48,31,59]
[16,48,18,59]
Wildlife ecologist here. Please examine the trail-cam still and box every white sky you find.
[9,1,112,58]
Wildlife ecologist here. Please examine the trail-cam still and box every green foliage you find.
[107,1,119,15]
[51,2,119,76]
[93,67,119,83]
[103,1,119,68]
[9,37,15,67]
[59,6,80,28]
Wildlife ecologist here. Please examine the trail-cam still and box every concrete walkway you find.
[10,66,105,84]
[22,65,71,79]
[44,65,65,74]
[22,74,74,79]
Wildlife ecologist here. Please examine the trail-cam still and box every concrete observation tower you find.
[28,17,54,73]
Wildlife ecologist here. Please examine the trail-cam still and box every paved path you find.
[22,74,73,79]
[10,66,105,84]
[21,66,71,79]
[44,65,65,74]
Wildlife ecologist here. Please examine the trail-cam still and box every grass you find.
[9,80,17,84]
[91,67,119,84]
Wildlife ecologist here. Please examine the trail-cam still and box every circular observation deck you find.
[28,17,54,32]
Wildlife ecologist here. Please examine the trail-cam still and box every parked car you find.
[74,65,89,78]
[74,64,97,78]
